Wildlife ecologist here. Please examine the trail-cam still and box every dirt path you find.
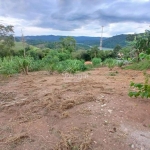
[0,67,150,150]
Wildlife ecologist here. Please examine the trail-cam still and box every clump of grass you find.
[109,72,116,76]
[109,71,118,76]
[92,58,102,67]
[104,58,117,70]
[125,60,150,70]
[60,100,76,110]
[117,60,124,68]
[0,56,44,75]
[61,111,70,118]
[5,133,29,145]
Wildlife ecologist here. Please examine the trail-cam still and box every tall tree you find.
[113,44,122,57]
[88,46,99,58]
[133,30,150,61]
[59,36,76,53]
[0,24,15,57]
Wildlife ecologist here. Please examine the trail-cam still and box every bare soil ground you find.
[0,67,150,150]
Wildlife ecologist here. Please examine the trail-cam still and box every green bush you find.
[128,53,150,99]
[29,59,45,71]
[0,56,28,75]
[0,57,18,75]
[57,59,86,73]
[117,60,124,68]
[104,58,117,70]
[27,49,45,60]
[0,50,87,75]
[58,52,71,61]
[92,58,102,67]
[0,56,44,75]
[42,50,59,64]
[125,60,150,70]
[129,72,150,98]
[42,50,60,73]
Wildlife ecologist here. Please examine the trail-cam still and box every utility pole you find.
[100,26,104,50]
[21,29,26,57]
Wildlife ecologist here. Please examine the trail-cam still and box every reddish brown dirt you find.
[0,67,150,150]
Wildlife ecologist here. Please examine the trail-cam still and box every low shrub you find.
[92,58,102,67]
[129,72,150,98]
[0,57,18,75]
[125,60,150,70]
[104,58,117,70]
[56,59,86,73]
[117,60,124,68]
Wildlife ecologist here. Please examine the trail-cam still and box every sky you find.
[0,0,150,37]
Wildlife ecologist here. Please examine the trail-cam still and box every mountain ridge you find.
[16,34,130,48]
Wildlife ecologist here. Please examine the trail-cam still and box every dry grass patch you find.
[39,92,97,112]
[1,132,30,145]
[54,131,92,150]
[61,111,70,118]
[60,100,76,110]
[79,108,92,115]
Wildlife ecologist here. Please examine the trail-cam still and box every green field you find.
[13,42,39,51]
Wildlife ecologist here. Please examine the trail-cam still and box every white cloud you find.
[0,0,150,37]
[0,16,26,26]
[11,22,150,37]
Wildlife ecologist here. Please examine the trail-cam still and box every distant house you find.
[118,52,123,58]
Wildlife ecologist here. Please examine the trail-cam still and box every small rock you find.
[131,144,134,148]
[108,109,113,114]
[104,120,108,125]
[101,104,106,107]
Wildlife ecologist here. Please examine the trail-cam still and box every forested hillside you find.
[16,35,105,47]
[16,34,129,48]
[102,34,127,48]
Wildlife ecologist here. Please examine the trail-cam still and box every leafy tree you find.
[80,51,91,61]
[72,50,91,61]
[58,52,71,61]
[97,50,108,61]
[120,47,131,60]
[59,36,76,53]
[113,44,122,57]
[126,34,137,42]
[128,30,150,62]
[128,53,150,98]
[88,46,99,59]
[0,24,15,57]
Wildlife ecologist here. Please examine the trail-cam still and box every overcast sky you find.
[0,0,150,37]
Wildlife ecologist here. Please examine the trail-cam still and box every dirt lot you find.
[0,67,150,150]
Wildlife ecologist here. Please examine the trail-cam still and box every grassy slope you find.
[13,42,39,51]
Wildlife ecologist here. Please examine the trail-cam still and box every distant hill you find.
[16,35,107,47]
[16,34,129,49]
[102,34,127,48]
